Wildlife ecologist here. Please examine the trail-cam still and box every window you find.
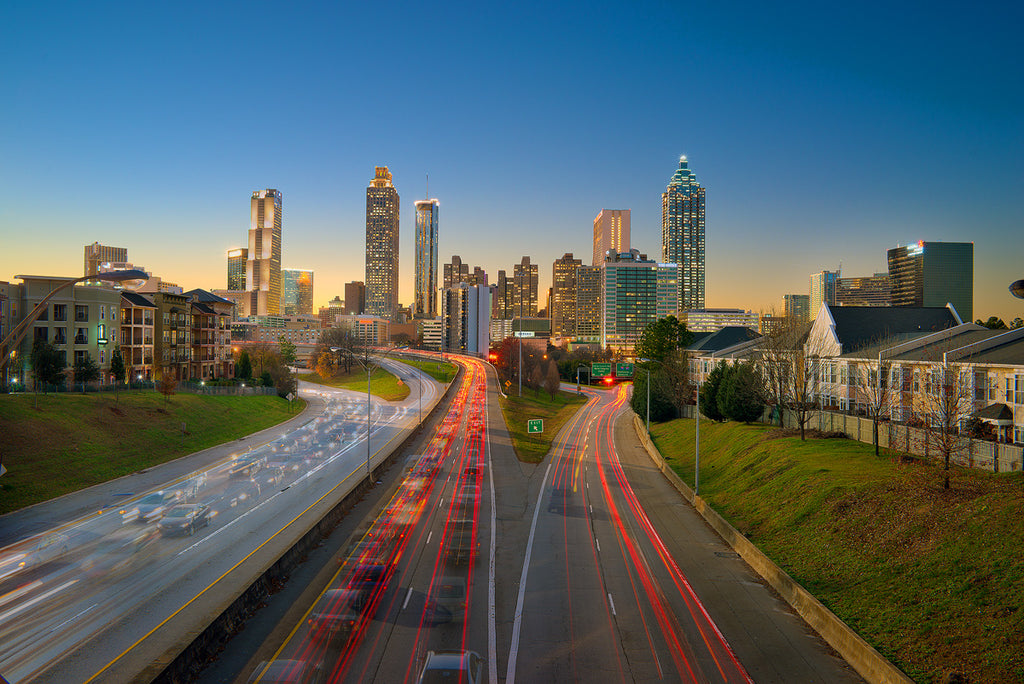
[75,328,87,345]
[75,305,88,322]
[34,327,48,343]
[53,304,67,321]
[100,307,106,320]
[54,328,67,345]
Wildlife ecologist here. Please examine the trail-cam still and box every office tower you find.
[784,294,810,322]
[246,189,283,316]
[552,253,582,338]
[836,273,890,307]
[319,296,346,327]
[84,242,128,277]
[575,266,602,342]
[365,167,400,320]
[593,209,631,266]
[344,281,366,315]
[601,250,659,355]
[494,270,514,320]
[809,270,839,319]
[444,255,469,290]
[683,308,760,333]
[469,266,488,287]
[414,199,439,319]
[442,284,491,354]
[282,268,314,315]
[227,248,248,290]
[661,156,705,310]
[887,241,973,321]
[656,263,680,319]
[512,256,539,318]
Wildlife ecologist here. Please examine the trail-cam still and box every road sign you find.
[591,362,612,378]
[505,380,512,389]
[615,362,634,378]
[527,419,543,434]
[286,392,296,402]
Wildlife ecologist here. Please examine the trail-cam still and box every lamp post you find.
[695,369,700,497]
[0,270,149,377]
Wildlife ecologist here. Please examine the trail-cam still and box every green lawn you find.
[498,388,588,463]
[396,357,457,384]
[0,392,304,515]
[298,367,410,401]
[650,417,1024,683]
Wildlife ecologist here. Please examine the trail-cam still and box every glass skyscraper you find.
[887,241,973,321]
[365,167,400,320]
[661,156,705,311]
[246,189,282,316]
[414,199,439,319]
[282,268,314,315]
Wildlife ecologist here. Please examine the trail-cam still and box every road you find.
[240,363,862,683]
[0,358,438,683]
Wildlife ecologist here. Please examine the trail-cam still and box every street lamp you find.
[0,270,149,377]
[576,364,588,394]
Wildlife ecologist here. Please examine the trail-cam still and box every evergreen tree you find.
[719,362,765,423]
[109,346,126,384]
[699,362,727,421]
[30,339,66,391]
[73,352,101,386]
[236,351,252,380]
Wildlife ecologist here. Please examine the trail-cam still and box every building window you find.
[75,305,88,322]
[54,328,67,345]
[34,327,48,343]
[53,304,67,322]
[75,328,88,345]
[100,307,106,321]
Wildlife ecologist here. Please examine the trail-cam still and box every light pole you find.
[576,364,588,394]
[695,369,700,497]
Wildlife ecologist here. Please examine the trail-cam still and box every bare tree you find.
[544,361,561,400]
[848,336,900,456]
[157,368,176,404]
[914,363,974,490]
[756,314,821,439]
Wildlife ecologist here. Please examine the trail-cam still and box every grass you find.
[298,366,410,401]
[0,391,304,515]
[396,358,458,384]
[498,388,588,463]
[649,417,1024,683]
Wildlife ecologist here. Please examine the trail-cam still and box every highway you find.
[0,358,438,683]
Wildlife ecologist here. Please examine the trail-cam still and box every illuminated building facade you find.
[661,156,705,310]
[593,209,630,266]
[512,256,539,318]
[575,265,602,343]
[84,242,127,277]
[365,167,400,320]
[246,189,283,316]
[887,241,973,321]
[601,250,659,355]
[809,270,839,319]
[227,248,248,290]
[551,253,581,338]
[414,199,439,319]
[282,268,314,315]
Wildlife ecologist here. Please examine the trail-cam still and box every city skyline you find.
[2,3,1021,321]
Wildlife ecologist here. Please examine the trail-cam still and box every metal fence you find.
[676,404,1023,473]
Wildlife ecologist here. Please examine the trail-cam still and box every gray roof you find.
[120,291,156,308]
[185,288,232,304]
[688,326,761,353]
[828,305,959,355]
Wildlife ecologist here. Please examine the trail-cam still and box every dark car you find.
[346,562,393,611]
[158,503,212,536]
[415,650,484,684]
[307,589,365,642]
[131,490,183,523]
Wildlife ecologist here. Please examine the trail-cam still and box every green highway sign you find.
[527,419,543,434]
[591,362,612,378]
[615,362,635,378]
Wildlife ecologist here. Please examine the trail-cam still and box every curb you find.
[631,414,913,684]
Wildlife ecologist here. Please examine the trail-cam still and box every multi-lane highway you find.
[241,360,862,683]
[0,358,439,683]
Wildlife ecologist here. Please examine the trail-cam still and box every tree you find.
[277,335,297,366]
[30,339,65,391]
[269,363,298,398]
[848,336,901,456]
[975,316,1008,330]
[634,315,694,363]
[260,370,273,388]
[314,350,337,380]
[719,362,765,423]
[630,365,676,423]
[544,361,561,400]
[914,364,974,490]
[530,363,544,395]
[1010,317,1023,330]
[699,362,728,421]
[73,352,100,388]
[157,368,177,403]
[756,315,809,427]
[109,345,126,402]
[236,352,252,381]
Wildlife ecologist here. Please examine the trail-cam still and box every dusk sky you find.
[3,1,1022,321]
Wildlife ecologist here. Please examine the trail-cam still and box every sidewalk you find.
[0,391,327,547]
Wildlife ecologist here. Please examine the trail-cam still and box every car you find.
[445,519,476,565]
[433,575,467,621]
[246,659,323,684]
[307,589,365,642]
[415,650,484,684]
[345,562,393,611]
[158,503,212,536]
[230,456,264,478]
[131,490,183,523]
[0,531,72,582]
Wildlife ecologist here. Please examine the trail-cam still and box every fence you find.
[676,404,1023,473]
[177,381,277,397]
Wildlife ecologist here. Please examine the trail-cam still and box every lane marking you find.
[608,593,617,616]
[403,587,413,610]
[596,538,601,552]
[426,531,432,545]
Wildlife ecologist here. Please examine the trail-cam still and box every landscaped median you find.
[644,416,1024,684]
[497,388,588,463]
[396,357,457,384]
[0,392,304,515]
[298,367,410,401]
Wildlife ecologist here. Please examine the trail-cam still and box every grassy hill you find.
[650,417,1024,683]
[0,392,302,515]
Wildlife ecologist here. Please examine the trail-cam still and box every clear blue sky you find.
[2,1,1021,321]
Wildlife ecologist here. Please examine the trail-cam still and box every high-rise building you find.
[282,268,314,315]
[682,308,760,333]
[442,284,491,355]
[344,281,365,315]
[887,241,973,321]
[414,199,439,319]
[575,266,602,343]
[601,250,660,355]
[656,263,680,319]
[551,253,582,338]
[227,248,248,290]
[661,156,705,310]
[836,273,890,307]
[444,255,469,290]
[593,209,631,266]
[494,270,514,320]
[512,256,539,318]
[469,266,488,287]
[84,242,127,277]
[809,270,839,319]
[784,293,811,322]
[365,167,400,320]
[246,189,283,316]
[319,296,346,328]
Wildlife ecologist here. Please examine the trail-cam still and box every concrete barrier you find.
[632,414,913,684]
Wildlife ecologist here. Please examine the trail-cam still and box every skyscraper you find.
[282,268,314,315]
[661,156,705,310]
[227,248,248,290]
[575,265,603,343]
[365,167,400,320]
[84,242,127,277]
[836,273,890,307]
[495,270,514,320]
[809,270,839,319]
[414,198,439,319]
[784,293,810,322]
[593,209,630,266]
[602,249,660,355]
[551,253,581,338]
[887,241,973,321]
[344,281,365,315]
[512,256,539,318]
[246,189,283,316]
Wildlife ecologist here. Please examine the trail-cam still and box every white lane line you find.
[596,538,601,552]
[589,504,593,514]
[486,381,498,684]
[48,602,96,634]
[426,531,433,545]
[403,587,413,610]
[505,460,553,684]
[0,579,78,623]
[608,593,617,616]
